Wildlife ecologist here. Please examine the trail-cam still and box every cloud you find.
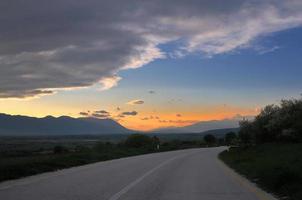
[176,114,182,117]
[127,99,144,105]
[159,119,198,124]
[141,115,160,120]
[79,109,110,118]
[94,110,109,114]
[148,90,156,94]
[92,110,110,118]
[91,113,110,118]
[99,76,122,91]
[122,111,138,116]
[1,0,302,98]
[255,45,280,55]
[117,114,125,118]
[79,112,89,116]
[0,89,54,99]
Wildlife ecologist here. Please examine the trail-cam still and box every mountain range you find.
[0,113,133,136]
[0,113,250,136]
[150,119,243,134]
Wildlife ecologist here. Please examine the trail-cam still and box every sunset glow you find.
[0,1,301,131]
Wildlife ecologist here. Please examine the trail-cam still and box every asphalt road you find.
[0,147,276,200]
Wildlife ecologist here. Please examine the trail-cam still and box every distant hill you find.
[0,113,133,136]
[150,119,242,134]
[150,128,239,141]
[199,127,239,137]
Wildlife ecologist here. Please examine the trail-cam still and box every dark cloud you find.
[117,114,125,118]
[79,112,89,116]
[92,110,110,118]
[148,90,156,94]
[141,115,159,120]
[159,119,198,124]
[80,109,110,118]
[1,1,302,98]
[91,113,110,118]
[122,111,138,116]
[94,110,109,114]
[0,89,54,99]
[176,114,182,117]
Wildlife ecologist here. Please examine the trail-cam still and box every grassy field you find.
[0,135,207,182]
[220,143,302,200]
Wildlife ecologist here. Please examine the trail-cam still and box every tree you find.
[203,134,217,145]
[124,134,154,149]
[253,104,280,143]
[237,96,302,145]
[225,132,237,145]
[53,145,67,154]
[94,142,113,152]
[238,120,253,146]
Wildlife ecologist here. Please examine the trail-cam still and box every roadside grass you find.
[0,148,147,182]
[0,139,206,183]
[219,143,302,200]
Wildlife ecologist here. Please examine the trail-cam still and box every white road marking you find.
[108,153,186,200]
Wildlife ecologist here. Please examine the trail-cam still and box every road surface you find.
[0,147,276,200]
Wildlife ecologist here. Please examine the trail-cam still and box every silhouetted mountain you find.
[150,128,239,140]
[0,113,133,136]
[199,128,239,137]
[150,119,241,133]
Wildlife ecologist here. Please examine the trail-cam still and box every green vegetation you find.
[0,134,209,183]
[220,144,302,200]
[224,131,237,145]
[203,134,217,145]
[220,96,302,200]
[238,97,302,145]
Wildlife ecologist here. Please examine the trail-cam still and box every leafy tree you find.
[225,132,237,145]
[203,134,217,145]
[253,104,280,143]
[94,142,113,152]
[53,145,67,154]
[237,96,302,144]
[124,134,154,149]
[238,120,253,146]
[152,136,160,150]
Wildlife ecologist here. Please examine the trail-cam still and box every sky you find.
[0,0,302,130]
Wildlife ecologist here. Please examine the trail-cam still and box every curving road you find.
[0,147,276,200]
